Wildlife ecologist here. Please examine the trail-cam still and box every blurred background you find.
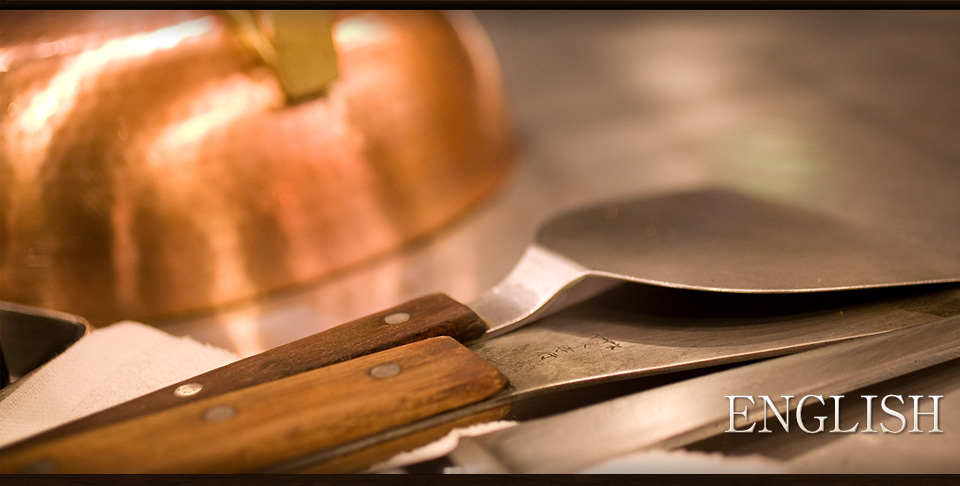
[179,10,960,357]
[3,10,959,357]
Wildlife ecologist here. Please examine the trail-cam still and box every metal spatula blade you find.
[473,188,960,337]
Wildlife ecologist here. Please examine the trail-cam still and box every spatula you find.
[16,187,960,437]
[6,282,960,473]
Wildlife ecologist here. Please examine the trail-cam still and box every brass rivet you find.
[174,383,203,397]
[369,363,402,379]
[203,405,237,422]
[383,312,410,325]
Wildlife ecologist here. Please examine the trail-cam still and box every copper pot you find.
[0,10,515,325]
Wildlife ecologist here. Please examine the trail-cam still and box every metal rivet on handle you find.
[369,362,402,379]
[203,405,237,422]
[174,383,203,397]
[383,312,410,325]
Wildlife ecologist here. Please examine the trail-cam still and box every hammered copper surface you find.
[0,11,515,325]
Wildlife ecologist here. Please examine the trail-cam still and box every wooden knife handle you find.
[24,293,486,442]
[0,336,507,473]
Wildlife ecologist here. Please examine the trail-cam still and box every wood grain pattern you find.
[18,293,487,443]
[0,336,506,473]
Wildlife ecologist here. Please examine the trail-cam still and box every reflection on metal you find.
[0,11,515,326]
[457,312,960,473]
[382,312,410,325]
[469,245,593,338]
[368,363,402,379]
[471,283,960,399]
[173,383,204,398]
[471,188,960,341]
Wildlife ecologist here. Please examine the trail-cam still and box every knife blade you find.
[4,283,959,472]
[417,312,960,473]
[17,188,960,442]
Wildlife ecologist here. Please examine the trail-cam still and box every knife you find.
[387,312,960,474]
[16,187,960,443]
[0,302,90,389]
[4,282,959,473]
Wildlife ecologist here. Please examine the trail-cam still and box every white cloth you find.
[1,323,785,473]
[581,449,787,474]
[0,321,237,447]
[367,420,786,474]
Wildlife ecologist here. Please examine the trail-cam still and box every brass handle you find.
[225,10,339,101]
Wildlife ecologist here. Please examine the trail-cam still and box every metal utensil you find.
[255,283,960,473]
[11,187,960,442]
[7,282,960,473]
[0,302,90,390]
[420,313,960,473]
[475,186,960,338]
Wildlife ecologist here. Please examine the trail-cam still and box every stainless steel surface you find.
[472,188,960,338]
[468,245,595,338]
[471,284,960,399]
[449,314,960,473]
[696,354,960,473]
[538,188,960,292]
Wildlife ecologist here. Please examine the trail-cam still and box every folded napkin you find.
[0,321,238,447]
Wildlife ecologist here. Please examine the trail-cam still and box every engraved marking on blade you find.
[538,334,623,360]
[174,383,203,397]
[383,312,410,325]
[369,363,402,379]
[203,405,237,422]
